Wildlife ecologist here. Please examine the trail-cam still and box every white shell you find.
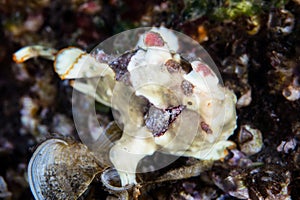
[238,125,263,156]
[28,139,102,200]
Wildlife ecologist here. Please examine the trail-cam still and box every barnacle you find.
[238,125,263,156]
[14,27,237,190]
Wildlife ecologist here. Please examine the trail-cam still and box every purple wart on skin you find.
[145,105,186,137]
[109,50,137,84]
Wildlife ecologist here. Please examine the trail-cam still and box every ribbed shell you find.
[28,139,102,200]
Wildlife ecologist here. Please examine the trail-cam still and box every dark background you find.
[0,0,299,199]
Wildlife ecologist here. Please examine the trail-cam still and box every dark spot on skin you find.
[200,121,213,134]
[145,105,186,137]
[109,50,137,84]
[169,53,192,73]
[165,59,181,73]
[181,80,194,96]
